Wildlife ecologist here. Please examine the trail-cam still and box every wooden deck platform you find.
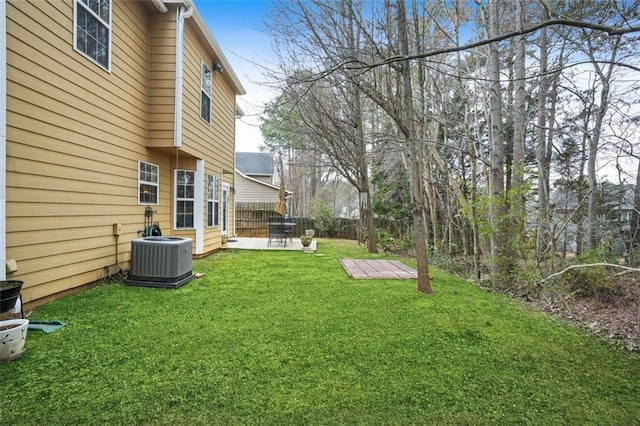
[340,258,417,279]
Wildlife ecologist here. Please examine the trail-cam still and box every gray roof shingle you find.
[235,152,274,176]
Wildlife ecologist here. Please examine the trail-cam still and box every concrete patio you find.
[224,237,317,252]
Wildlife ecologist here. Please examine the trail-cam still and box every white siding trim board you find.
[1,0,7,280]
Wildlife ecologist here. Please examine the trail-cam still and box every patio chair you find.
[267,216,286,246]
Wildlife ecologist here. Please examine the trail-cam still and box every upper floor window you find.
[138,161,159,205]
[176,170,195,229]
[200,62,212,123]
[74,0,112,71]
[207,175,220,227]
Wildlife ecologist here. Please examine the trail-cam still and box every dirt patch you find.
[0,323,20,333]
[521,276,639,351]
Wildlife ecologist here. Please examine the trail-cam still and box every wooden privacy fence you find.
[235,202,278,237]
[235,203,358,240]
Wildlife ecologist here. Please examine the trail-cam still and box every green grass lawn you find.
[2,239,639,425]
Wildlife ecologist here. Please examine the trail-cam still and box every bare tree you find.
[262,0,640,291]
[536,9,552,257]
[585,34,623,249]
[510,0,528,258]
[264,1,380,251]
[396,0,433,292]
[483,0,512,287]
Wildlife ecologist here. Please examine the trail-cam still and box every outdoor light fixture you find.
[213,62,223,73]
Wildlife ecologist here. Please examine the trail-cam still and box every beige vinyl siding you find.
[5,0,240,303]
[235,172,281,204]
[180,21,235,171]
[203,226,221,252]
[147,11,176,147]
[9,2,148,122]
[5,0,161,304]
[177,20,237,253]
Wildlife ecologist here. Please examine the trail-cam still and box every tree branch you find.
[542,263,640,283]
[341,19,640,72]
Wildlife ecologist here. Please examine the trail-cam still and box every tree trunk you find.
[397,0,432,294]
[354,80,378,254]
[630,159,640,265]
[510,0,527,257]
[587,35,621,249]
[536,23,551,258]
[487,0,510,288]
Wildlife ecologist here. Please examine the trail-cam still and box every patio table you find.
[267,219,295,247]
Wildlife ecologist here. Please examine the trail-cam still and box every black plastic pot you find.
[0,281,23,314]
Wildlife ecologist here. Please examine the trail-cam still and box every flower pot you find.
[0,319,29,362]
[301,237,312,247]
[0,280,23,315]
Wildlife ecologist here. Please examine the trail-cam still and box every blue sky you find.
[194,0,276,152]
[192,1,639,180]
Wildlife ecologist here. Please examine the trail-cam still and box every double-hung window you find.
[200,62,212,123]
[176,170,195,228]
[138,161,159,205]
[74,0,112,71]
[207,175,220,227]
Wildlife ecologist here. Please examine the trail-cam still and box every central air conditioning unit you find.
[126,237,195,288]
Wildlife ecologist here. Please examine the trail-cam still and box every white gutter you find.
[173,1,193,148]
[235,169,292,194]
[0,0,7,281]
[170,1,205,252]
[151,0,168,13]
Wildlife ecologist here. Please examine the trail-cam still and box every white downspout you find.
[173,2,193,148]
[173,2,200,251]
[0,0,7,281]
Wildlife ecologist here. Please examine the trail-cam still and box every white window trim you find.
[73,0,112,72]
[138,161,159,205]
[207,174,220,228]
[221,183,230,237]
[200,60,212,124]
[175,169,196,229]
[195,160,205,254]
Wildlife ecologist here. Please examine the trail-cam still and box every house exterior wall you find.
[4,0,242,306]
[172,15,238,252]
[251,175,273,185]
[234,172,280,204]
[148,11,176,148]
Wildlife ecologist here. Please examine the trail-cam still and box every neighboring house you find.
[235,152,274,185]
[234,152,292,236]
[234,151,292,204]
[551,183,636,253]
[234,170,284,204]
[1,0,246,306]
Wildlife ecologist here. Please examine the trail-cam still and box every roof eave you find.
[155,0,247,96]
[236,169,292,196]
